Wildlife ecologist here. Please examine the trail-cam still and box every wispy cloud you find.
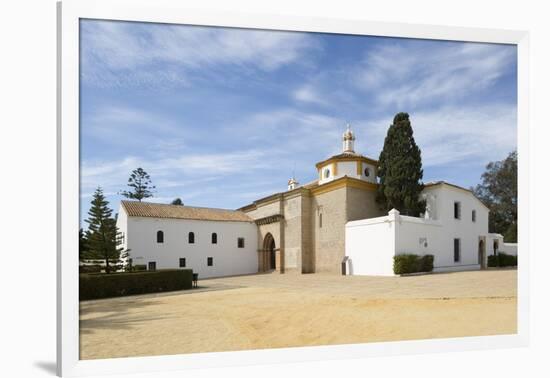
[360,103,517,168]
[79,21,517,226]
[292,85,329,106]
[354,41,516,108]
[80,20,321,88]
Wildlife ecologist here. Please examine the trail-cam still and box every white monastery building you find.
[116,125,516,278]
[117,201,258,278]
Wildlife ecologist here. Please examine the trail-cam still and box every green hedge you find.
[487,253,517,267]
[393,254,434,275]
[79,265,102,274]
[80,269,193,300]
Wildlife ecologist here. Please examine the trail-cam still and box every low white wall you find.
[346,209,484,276]
[500,242,518,256]
[345,215,396,276]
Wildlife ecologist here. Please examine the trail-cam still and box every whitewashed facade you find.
[345,182,511,276]
[117,201,258,279]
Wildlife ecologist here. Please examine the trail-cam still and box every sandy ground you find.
[79,269,517,360]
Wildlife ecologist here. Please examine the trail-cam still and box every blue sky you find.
[80,19,517,226]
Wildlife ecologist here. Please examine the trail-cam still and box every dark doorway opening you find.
[478,238,486,269]
[269,238,276,270]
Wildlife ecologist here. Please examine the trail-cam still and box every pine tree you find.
[376,112,426,216]
[85,187,124,273]
[119,168,156,201]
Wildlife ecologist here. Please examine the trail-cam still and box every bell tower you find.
[342,123,355,153]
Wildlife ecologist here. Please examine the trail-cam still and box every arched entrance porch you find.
[260,233,278,272]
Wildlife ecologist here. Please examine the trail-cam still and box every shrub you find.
[393,254,434,275]
[487,253,517,267]
[79,265,102,274]
[133,264,147,271]
[79,269,193,300]
[419,254,434,272]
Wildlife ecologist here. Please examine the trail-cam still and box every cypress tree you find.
[85,187,123,273]
[377,112,426,216]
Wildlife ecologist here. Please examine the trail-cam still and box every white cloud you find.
[81,20,321,87]
[354,41,516,108]
[80,149,270,196]
[292,85,328,106]
[359,103,517,168]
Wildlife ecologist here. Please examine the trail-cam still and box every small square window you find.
[237,237,245,248]
[207,257,213,266]
[179,258,186,268]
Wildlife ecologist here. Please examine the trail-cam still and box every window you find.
[211,233,217,244]
[454,238,461,262]
[324,168,330,178]
[472,210,476,222]
[179,258,186,268]
[238,237,245,248]
[364,167,370,177]
[319,213,323,228]
[156,230,164,243]
[148,261,156,271]
[188,232,195,244]
[207,257,213,266]
[454,201,461,219]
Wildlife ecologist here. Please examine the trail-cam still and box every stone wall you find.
[283,194,304,272]
[346,186,385,221]
[311,186,348,273]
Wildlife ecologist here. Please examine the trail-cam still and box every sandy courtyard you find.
[79,269,517,360]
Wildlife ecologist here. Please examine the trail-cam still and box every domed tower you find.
[342,124,356,154]
[315,123,378,185]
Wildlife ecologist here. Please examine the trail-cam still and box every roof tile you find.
[121,201,253,222]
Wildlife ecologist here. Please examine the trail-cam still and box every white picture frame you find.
[57,0,530,376]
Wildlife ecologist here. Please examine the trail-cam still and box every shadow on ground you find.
[34,361,56,375]
[79,283,245,334]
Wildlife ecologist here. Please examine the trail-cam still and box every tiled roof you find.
[120,201,254,222]
[424,181,489,209]
[424,181,472,192]
[315,152,378,168]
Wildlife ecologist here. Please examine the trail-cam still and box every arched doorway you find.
[262,233,276,271]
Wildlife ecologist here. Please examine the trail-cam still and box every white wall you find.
[118,207,258,279]
[318,160,377,185]
[346,184,494,276]
[422,184,490,271]
[501,243,518,256]
[345,214,396,276]
[358,162,377,183]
